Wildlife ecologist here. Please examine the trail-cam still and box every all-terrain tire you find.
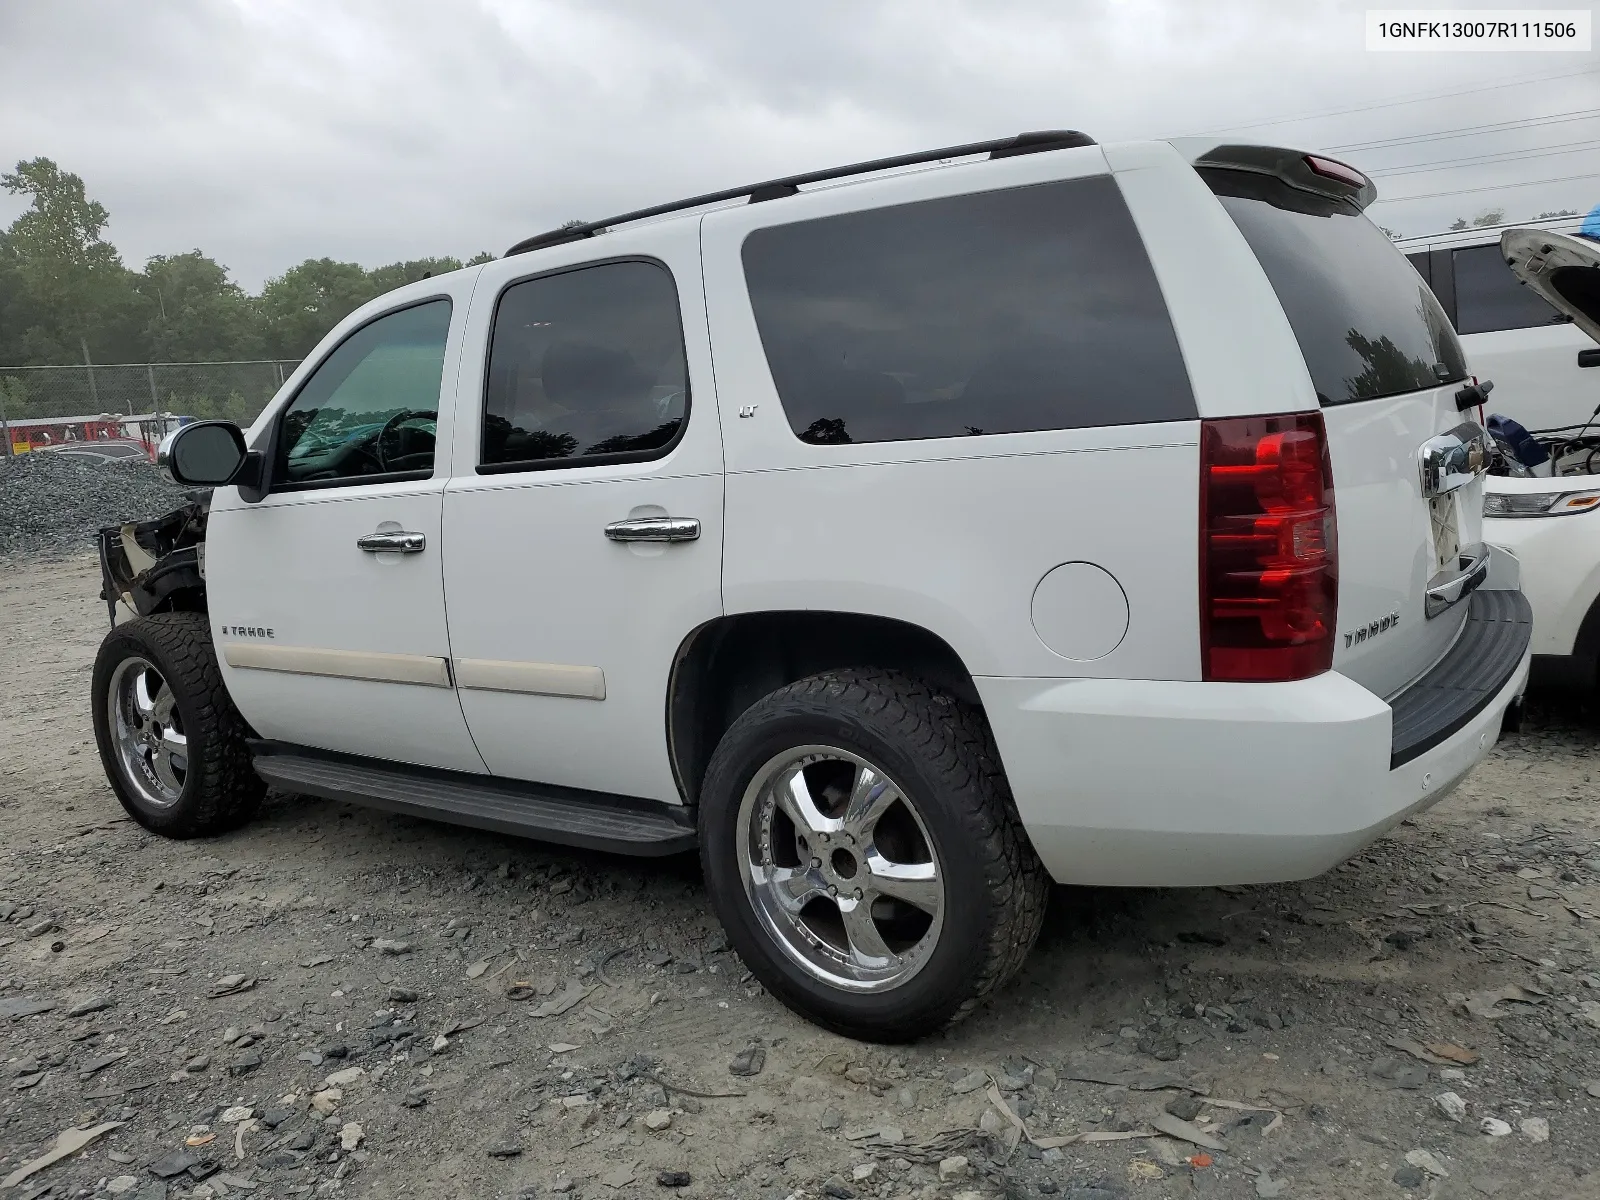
[698,668,1049,1041]
[92,612,263,837]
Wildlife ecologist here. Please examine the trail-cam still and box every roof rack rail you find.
[503,129,1096,256]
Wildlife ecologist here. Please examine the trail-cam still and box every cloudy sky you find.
[1,0,1596,289]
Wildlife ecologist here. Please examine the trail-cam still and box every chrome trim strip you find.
[455,658,607,700]
[222,643,452,687]
[1425,542,1490,619]
[1419,422,1489,497]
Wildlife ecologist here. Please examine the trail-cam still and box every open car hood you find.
[1501,228,1600,346]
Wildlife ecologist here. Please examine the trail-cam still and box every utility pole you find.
[81,337,113,415]
[147,365,163,455]
[0,381,11,457]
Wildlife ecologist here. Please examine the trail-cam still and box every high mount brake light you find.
[1304,155,1368,191]
[1200,413,1338,682]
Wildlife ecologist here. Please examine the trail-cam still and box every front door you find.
[206,287,485,773]
[443,220,723,803]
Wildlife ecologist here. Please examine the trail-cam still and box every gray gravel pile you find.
[0,451,188,559]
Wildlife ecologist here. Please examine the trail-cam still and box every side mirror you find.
[158,421,248,486]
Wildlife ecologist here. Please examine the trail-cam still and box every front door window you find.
[275,299,452,487]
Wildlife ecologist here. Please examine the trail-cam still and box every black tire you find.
[698,668,1048,1041]
[92,612,263,838]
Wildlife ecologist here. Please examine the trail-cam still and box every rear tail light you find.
[1200,412,1337,682]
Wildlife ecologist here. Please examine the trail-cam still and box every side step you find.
[249,742,696,857]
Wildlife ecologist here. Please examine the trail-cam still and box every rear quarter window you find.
[741,175,1196,446]
[1202,169,1467,405]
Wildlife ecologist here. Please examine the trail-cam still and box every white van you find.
[1398,214,1598,435]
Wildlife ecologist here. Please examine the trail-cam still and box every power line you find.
[1366,139,1600,178]
[1374,171,1600,204]
[1192,67,1600,135]
[1325,108,1600,153]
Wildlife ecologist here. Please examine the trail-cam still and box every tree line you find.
[1,156,1584,376]
[0,157,496,370]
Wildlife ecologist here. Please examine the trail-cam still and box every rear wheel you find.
[92,612,263,837]
[699,668,1047,1040]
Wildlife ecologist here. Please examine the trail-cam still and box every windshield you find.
[1201,168,1468,405]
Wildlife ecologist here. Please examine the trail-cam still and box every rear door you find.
[441,218,723,804]
[1452,236,1597,434]
[1195,160,1488,698]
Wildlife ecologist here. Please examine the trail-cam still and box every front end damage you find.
[97,493,211,625]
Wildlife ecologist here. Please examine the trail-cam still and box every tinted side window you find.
[275,299,451,487]
[481,261,687,470]
[1204,170,1467,405]
[741,176,1195,446]
[1453,243,1566,335]
[1406,252,1430,284]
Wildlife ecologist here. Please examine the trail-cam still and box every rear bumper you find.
[978,593,1531,887]
[1390,590,1532,766]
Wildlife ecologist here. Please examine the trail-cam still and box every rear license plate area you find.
[1429,493,1460,575]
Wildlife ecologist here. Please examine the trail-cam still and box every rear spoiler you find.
[1170,139,1378,211]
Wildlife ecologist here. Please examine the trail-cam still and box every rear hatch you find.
[1194,147,1486,698]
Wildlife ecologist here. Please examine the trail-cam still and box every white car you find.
[91,131,1529,1039]
[1483,226,1600,690]
[1398,214,1598,436]
[1484,474,1600,690]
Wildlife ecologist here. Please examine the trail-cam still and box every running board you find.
[249,742,696,857]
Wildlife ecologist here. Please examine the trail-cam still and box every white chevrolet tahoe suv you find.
[92,131,1533,1040]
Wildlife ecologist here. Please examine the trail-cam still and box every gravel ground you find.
[0,454,188,559]
[1,555,1598,1200]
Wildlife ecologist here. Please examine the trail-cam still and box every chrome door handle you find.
[604,517,700,543]
[357,531,426,554]
[1425,542,1489,618]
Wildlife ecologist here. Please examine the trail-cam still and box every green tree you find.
[0,157,141,364]
[1447,208,1507,232]
[467,251,497,266]
[367,256,464,294]
[0,158,503,368]
[136,251,262,362]
[1538,209,1579,219]
[257,258,375,359]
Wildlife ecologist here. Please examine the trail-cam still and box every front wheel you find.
[92,612,263,838]
[698,669,1048,1041]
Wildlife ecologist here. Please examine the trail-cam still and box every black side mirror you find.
[158,421,248,486]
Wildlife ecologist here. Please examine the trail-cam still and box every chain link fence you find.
[0,359,301,437]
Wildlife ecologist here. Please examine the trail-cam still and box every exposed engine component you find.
[96,492,211,624]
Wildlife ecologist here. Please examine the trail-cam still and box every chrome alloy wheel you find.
[737,745,945,992]
[107,656,188,808]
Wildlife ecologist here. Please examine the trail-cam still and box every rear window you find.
[1452,243,1566,335]
[1202,169,1467,405]
[741,176,1196,445]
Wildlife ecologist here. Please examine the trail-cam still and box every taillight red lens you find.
[1200,412,1337,682]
